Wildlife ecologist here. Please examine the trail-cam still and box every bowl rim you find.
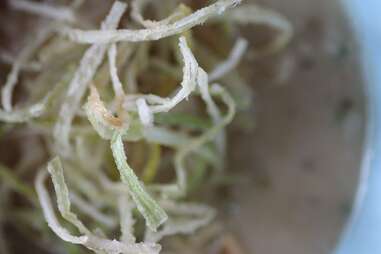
[335,0,381,253]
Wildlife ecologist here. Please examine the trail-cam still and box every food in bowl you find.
[0,0,365,253]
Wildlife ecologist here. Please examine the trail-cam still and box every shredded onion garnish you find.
[0,0,293,252]
[61,0,242,44]
[9,0,76,22]
[53,1,127,156]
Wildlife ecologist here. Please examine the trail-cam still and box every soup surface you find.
[226,0,365,253]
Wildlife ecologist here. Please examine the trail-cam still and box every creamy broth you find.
[226,0,365,253]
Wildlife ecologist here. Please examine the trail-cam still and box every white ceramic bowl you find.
[335,0,381,253]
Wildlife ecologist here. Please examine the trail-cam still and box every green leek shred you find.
[111,132,168,231]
